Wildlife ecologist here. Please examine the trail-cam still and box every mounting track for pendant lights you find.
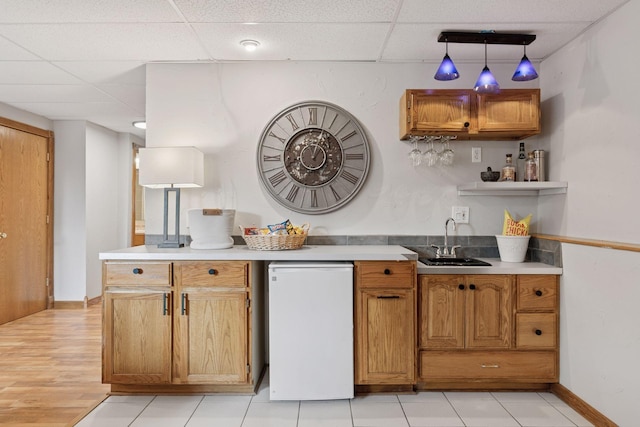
[437,31,536,46]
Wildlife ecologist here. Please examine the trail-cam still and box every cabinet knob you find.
[383,269,391,275]
[464,122,470,128]
[469,284,476,290]
[208,268,217,275]
[458,284,465,290]
[132,268,143,275]
[535,290,543,296]
[535,329,543,336]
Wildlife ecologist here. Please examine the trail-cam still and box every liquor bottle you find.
[501,154,516,181]
[516,142,526,181]
[524,152,538,181]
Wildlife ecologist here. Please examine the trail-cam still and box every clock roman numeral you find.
[285,114,299,131]
[263,154,281,162]
[341,130,357,141]
[308,107,317,126]
[286,185,300,203]
[268,131,287,144]
[341,170,359,186]
[329,185,341,202]
[345,153,364,161]
[268,170,287,187]
[310,189,318,208]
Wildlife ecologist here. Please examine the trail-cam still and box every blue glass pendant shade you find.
[473,66,500,93]
[434,53,460,81]
[512,54,539,81]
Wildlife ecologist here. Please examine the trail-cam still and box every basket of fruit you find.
[240,221,309,250]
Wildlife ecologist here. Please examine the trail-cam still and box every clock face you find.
[257,101,370,214]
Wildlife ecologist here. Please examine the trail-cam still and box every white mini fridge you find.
[268,262,354,400]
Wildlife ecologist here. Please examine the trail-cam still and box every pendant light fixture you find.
[512,44,539,81]
[434,39,459,81]
[474,40,500,93]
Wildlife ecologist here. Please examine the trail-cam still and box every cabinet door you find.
[103,289,172,384]
[174,290,248,384]
[465,275,513,349]
[419,275,465,349]
[401,90,472,138]
[476,89,540,135]
[355,288,415,384]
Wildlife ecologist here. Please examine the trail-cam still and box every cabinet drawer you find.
[356,261,415,288]
[177,261,248,287]
[516,313,557,349]
[420,350,557,381]
[104,262,172,286]
[517,276,558,311]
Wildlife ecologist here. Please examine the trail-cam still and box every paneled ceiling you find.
[0,0,629,138]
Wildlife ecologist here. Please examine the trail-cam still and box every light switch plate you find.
[452,206,470,223]
[472,147,481,163]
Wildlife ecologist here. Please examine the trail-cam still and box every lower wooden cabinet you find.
[354,261,416,385]
[102,260,264,392]
[418,273,559,389]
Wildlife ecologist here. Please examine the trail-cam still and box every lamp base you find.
[157,241,184,248]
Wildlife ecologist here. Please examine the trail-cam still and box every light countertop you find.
[417,258,562,275]
[99,244,418,262]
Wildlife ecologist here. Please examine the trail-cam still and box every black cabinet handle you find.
[208,268,217,275]
[535,329,542,336]
[181,293,187,315]
[377,295,400,299]
[383,269,391,275]
[535,290,543,296]
[469,284,476,290]
[458,284,465,290]
[464,122,470,128]
[132,268,143,275]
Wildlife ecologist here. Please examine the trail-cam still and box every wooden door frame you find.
[0,117,55,308]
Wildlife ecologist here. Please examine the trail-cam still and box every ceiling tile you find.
[0,84,116,103]
[52,61,146,84]
[193,23,391,61]
[0,23,211,61]
[0,37,41,60]
[0,61,83,84]
[175,0,400,23]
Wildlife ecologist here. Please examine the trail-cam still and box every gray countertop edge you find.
[417,258,562,275]
[99,245,419,262]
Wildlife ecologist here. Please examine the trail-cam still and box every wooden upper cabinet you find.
[399,89,540,140]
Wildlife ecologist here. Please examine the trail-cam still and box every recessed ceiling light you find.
[240,39,260,52]
[132,121,146,130]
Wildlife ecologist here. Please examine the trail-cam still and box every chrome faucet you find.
[431,217,461,258]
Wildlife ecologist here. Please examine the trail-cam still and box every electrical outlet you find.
[452,206,470,224]
[472,147,482,163]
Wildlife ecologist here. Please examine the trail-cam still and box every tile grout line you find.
[442,392,470,427]
[183,395,205,427]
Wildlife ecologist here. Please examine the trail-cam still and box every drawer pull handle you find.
[208,268,217,275]
[383,269,391,275]
[132,268,143,275]
[181,293,187,315]
[535,329,543,335]
[481,364,500,368]
[469,284,476,290]
[163,293,170,316]
[535,290,543,296]
[458,284,465,290]
[377,295,400,299]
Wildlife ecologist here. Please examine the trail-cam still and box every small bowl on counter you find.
[480,167,500,182]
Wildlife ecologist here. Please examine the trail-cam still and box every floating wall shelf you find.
[457,181,568,196]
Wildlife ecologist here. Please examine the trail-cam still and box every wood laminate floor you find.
[0,303,109,426]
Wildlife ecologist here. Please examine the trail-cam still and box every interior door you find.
[0,118,53,325]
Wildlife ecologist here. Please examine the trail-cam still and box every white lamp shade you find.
[139,147,204,188]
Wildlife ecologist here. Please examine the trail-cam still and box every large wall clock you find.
[257,100,370,214]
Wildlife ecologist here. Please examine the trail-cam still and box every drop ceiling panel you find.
[0,84,117,103]
[0,23,211,61]
[8,101,139,119]
[174,0,400,23]
[52,61,146,84]
[397,0,629,23]
[193,23,391,61]
[96,84,145,113]
[0,62,84,84]
[0,0,182,23]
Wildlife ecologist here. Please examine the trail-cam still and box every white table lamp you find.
[138,147,204,248]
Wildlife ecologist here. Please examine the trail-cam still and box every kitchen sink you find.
[419,257,492,267]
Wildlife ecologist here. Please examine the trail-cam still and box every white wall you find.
[145,61,541,237]
[539,1,640,425]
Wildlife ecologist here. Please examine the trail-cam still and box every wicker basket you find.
[240,224,309,250]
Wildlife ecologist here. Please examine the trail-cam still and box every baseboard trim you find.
[53,296,101,309]
[551,383,618,427]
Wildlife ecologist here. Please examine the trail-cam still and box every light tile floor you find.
[76,374,594,427]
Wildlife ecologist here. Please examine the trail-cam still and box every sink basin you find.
[420,257,492,267]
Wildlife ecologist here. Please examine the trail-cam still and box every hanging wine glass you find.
[423,136,438,167]
[408,136,422,167]
[439,136,455,166]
